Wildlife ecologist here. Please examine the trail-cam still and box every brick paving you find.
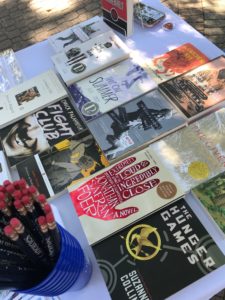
[0,0,224,52]
[0,0,225,298]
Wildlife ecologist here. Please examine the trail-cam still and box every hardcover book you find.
[159,56,225,119]
[149,110,225,192]
[101,0,133,36]
[51,31,130,85]
[0,70,68,129]
[0,97,86,167]
[68,59,156,122]
[145,43,209,82]
[192,171,225,236]
[16,131,109,199]
[93,199,225,300]
[68,146,184,245]
[48,16,111,53]
[88,89,186,161]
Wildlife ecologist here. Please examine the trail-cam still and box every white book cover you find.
[48,16,111,53]
[0,70,68,129]
[68,59,157,122]
[51,31,130,85]
[0,150,12,183]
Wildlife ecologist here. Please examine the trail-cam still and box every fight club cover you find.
[93,198,225,300]
[101,0,133,36]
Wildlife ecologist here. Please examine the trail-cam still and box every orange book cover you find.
[147,43,209,82]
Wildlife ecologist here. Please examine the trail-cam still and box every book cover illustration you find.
[88,89,186,161]
[0,48,25,93]
[69,146,184,245]
[16,131,109,199]
[48,16,110,53]
[146,43,209,82]
[0,150,12,183]
[51,31,129,85]
[93,199,225,300]
[0,70,67,129]
[69,59,156,122]
[159,56,225,118]
[189,107,225,169]
[149,125,223,192]
[192,171,225,236]
[0,289,60,300]
[0,97,86,167]
[101,0,133,36]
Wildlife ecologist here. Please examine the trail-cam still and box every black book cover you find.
[93,198,225,300]
[0,97,86,167]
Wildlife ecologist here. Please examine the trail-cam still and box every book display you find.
[0,98,86,167]
[68,59,156,122]
[48,16,111,53]
[0,70,68,129]
[159,56,225,120]
[1,0,225,299]
[51,31,130,85]
[101,0,133,36]
[88,88,186,161]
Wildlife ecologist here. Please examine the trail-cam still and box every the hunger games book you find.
[159,56,225,120]
[101,0,133,36]
[16,131,109,200]
[68,59,156,122]
[149,123,223,193]
[0,97,86,167]
[93,199,225,300]
[146,43,209,82]
[68,146,184,245]
[88,89,186,161]
[192,171,225,236]
[51,31,129,85]
[0,70,68,129]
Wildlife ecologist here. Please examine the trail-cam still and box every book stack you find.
[1,10,225,300]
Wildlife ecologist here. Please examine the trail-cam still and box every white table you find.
[15,1,225,299]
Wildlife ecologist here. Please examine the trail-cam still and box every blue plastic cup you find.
[17,224,92,296]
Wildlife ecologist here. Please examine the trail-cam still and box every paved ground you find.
[0,0,225,298]
[0,0,224,52]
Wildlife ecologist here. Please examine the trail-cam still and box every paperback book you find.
[48,16,111,53]
[145,43,209,82]
[0,97,86,167]
[68,59,156,122]
[101,0,133,36]
[149,124,223,192]
[0,70,68,129]
[68,146,184,245]
[159,55,225,119]
[93,199,225,300]
[0,48,25,93]
[16,131,109,199]
[192,171,225,236]
[88,89,186,161]
[51,31,130,85]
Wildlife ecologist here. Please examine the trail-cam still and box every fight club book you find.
[149,114,225,192]
[101,0,133,36]
[192,171,225,236]
[88,89,186,161]
[68,146,184,245]
[16,131,109,199]
[93,199,225,300]
[146,43,209,82]
[0,70,68,129]
[0,97,86,167]
[48,16,111,53]
[0,48,25,93]
[159,55,225,120]
[68,59,156,122]
[51,31,130,85]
